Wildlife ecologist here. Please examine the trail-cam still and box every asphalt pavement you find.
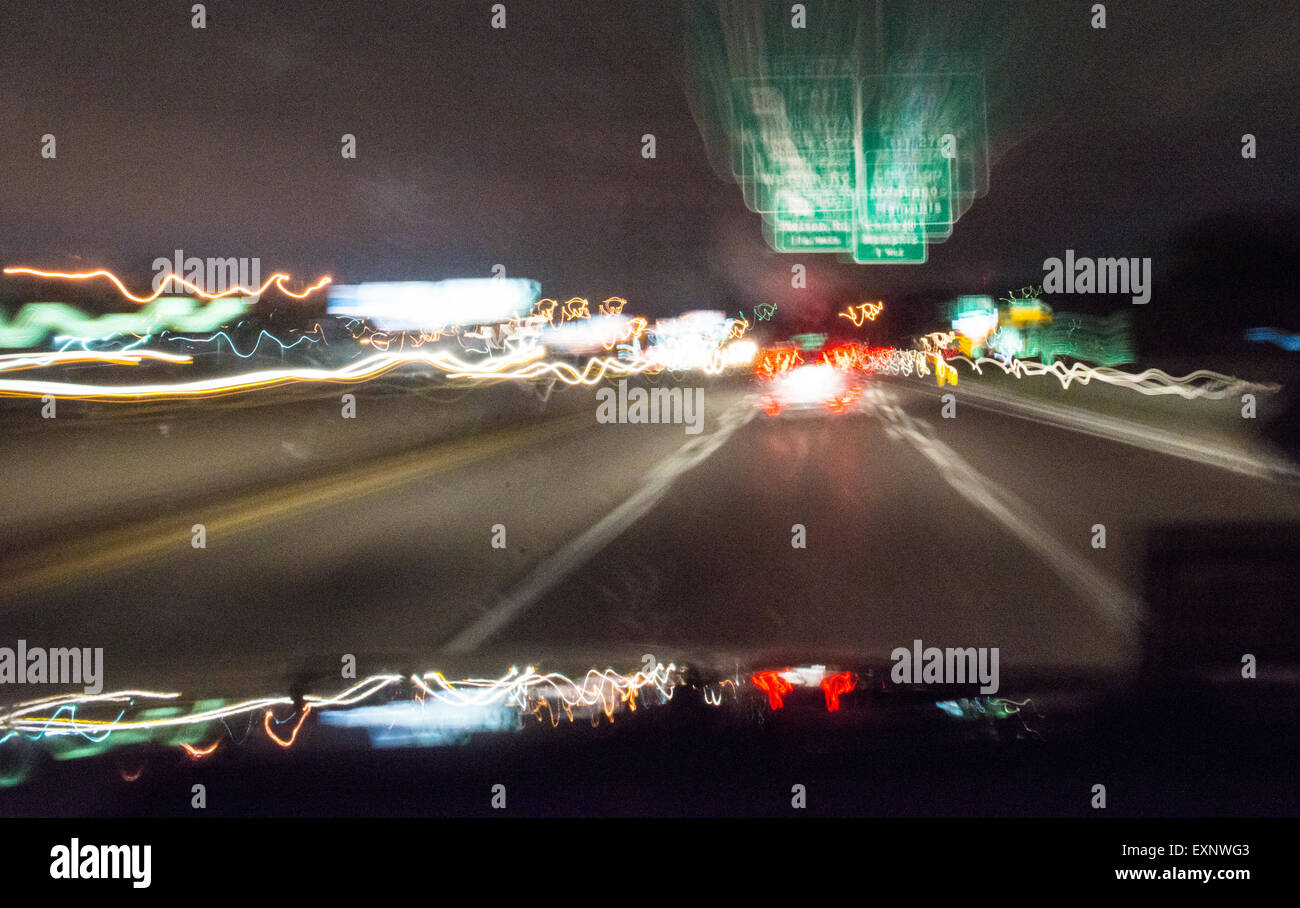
[2,373,1298,701]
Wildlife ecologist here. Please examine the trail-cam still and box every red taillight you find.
[751,669,793,710]
[820,671,856,711]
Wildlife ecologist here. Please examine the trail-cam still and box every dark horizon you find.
[1,1,1297,329]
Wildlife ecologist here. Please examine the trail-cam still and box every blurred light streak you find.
[180,740,220,758]
[754,346,803,380]
[0,667,681,763]
[1245,327,1300,351]
[263,704,312,748]
[0,349,192,373]
[643,311,739,371]
[411,663,679,726]
[702,679,739,706]
[721,339,758,367]
[4,266,330,304]
[916,332,956,352]
[0,286,750,398]
[998,285,1044,306]
[838,301,884,325]
[951,295,999,343]
[0,298,251,347]
[5,692,284,737]
[531,299,557,322]
[820,342,869,371]
[561,297,591,321]
[540,314,635,353]
[873,341,1273,400]
[774,362,850,403]
[820,671,855,711]
[936,697,1031,722]
[318,699,519,747]
[751,669,793,710]
[162,327,323,358]
[932,352,959,386]
[0,345,695,400]
[327,279,539,331]
[950,356,1278,399]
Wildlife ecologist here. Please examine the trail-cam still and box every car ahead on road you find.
[755,342,870,416]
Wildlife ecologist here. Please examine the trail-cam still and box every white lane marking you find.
[866,385,1143,635]
[444,397,758,652]
[897,378,1300,483]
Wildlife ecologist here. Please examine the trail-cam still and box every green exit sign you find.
[852,226,927,264]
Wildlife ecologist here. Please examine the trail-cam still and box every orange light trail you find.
[531,299,557,322]
[561,297,591,321]
[0,663,900,780]
[3,266,332,304]
[820,342,869,372]
[754,346,803,381]
[0,349,193,374]
[180,740,221,758]
[838,301,884,326]
[263,704,312,748]
[0,346,653,401]
[409,664,678,727]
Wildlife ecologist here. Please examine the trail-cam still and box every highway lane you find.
[0,383,753,696]
[510,378,1300,676]
[0,377,581,552]
[503,381,1140,672]
[2,375,1298,702]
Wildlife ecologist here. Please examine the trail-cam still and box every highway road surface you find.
[2,373,1298,702]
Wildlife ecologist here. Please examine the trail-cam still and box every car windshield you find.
[1,0,1298,837]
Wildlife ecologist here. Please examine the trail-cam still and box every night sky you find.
[1,0,1296,330]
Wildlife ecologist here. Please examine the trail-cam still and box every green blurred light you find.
[0,297,252,347]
